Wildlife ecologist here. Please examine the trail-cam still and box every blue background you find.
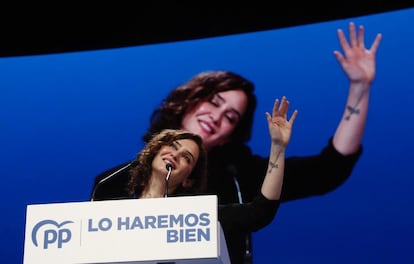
[1,8,413,263]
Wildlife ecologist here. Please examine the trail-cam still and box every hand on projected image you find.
[332,22,382,155]
[334,22,382,86]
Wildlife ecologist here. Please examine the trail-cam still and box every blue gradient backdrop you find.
[1,8,413,264]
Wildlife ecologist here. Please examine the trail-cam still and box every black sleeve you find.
[218,193,280,233]
[90,161,134,201]
[226,136,363,203]
[281,137,363,201]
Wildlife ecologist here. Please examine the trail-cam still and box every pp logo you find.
[31,220,74,249]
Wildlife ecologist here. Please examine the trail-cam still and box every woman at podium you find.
[98,96,297,263]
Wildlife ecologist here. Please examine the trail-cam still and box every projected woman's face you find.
[181,89,248,150]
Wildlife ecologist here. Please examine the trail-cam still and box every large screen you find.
[1,8,413,263]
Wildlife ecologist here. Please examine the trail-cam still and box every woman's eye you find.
[209,99,219,107]
[184,156,191,163]
[225,115,236,124]
[181,153,193,164]
[209,95,222,106]
[170,142,178,150]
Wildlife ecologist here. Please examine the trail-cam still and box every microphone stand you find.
[164,164,172,197]
[90,162,133,201]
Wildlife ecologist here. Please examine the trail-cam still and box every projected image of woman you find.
[91,22,382,263]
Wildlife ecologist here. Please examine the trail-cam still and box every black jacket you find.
[91,138,362,263]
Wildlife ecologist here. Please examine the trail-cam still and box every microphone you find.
[164,163,173,197]
[90,162,133,201]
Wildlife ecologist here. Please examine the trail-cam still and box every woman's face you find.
[152,138,200,187]
[181,90,248,150]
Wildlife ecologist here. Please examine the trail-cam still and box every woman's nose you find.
[210,109,223,125]
[170,152,178,161]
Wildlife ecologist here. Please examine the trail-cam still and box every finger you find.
[265,112,272,123]
[370,33,382,53]
[272,98,280,116]
[288,109,299,125]
[358,25,365,48]
[337,28,350,50]
[349,22,357,47]
[279,96,289,115]
[333,50,345,64]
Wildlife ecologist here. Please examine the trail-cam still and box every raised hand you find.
[332,23,382,154]
[334,22,382,85]
[266,96,298,147]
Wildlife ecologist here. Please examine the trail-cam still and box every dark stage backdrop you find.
[1,8,413,264]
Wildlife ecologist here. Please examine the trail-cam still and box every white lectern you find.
[23,195,230,264]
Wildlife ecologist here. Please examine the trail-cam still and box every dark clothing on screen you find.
[91,138,362,263]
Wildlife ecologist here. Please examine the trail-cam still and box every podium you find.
[23,195,230,264]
